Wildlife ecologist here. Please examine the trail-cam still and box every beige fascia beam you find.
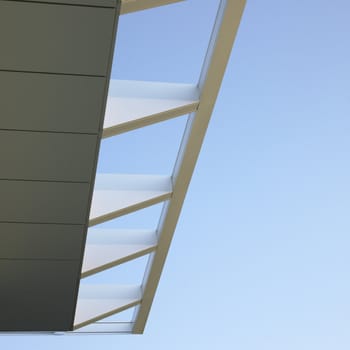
[132,0,246,334]
[120,0,184,14]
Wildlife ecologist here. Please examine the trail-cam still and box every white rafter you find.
[81,229,157,278]
[120,0,184,14]
[89,174,172,226]
[74,285,142,329]
[103,80,199,138]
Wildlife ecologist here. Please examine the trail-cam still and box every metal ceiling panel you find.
[0,1,115,75]
[0,181,90,224]
[0,223,84,260]
[0,71,105,133]
[0,131,98,182]
[0,260,81,331]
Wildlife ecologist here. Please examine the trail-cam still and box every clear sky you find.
[3,0,350,348]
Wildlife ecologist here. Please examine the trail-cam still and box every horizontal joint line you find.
[0,68,105,78]
[1,0,116,9]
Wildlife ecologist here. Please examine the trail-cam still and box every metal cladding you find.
[0,0,121,331]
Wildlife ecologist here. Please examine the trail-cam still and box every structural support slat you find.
[82,229,157,277]
[72,322,133,334]
[120,0,184,14]
[74,285,142,329]
[89,174,172,226]
[103,80,199,138]
[132,0,247,334]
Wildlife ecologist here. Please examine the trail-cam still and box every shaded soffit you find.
[0,0,246,335]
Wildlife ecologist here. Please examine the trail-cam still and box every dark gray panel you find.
[0,131,98,182]
[0,2,115,75]
[0,181,90,224]
[0,260,80,331]
[23,0,117,7]
[0,223,84,260]
[0,71,105,133]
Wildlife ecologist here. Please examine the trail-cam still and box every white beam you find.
[89,174,172,226]
[81,229,157,278]
[132,0,246,334]
[103,80,199,138]
[74,285,141,330]
[72,322,133,334]
[120,0,184,15]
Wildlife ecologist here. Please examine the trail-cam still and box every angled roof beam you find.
[89,174,172,226]
[120,0,184,15]
[103,80,199,138]
[72,322,133,334]
[82,229,157,278]
[74,285,141,330]
[132,0,246,334]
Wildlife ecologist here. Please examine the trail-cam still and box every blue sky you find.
[3,0,350,348]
